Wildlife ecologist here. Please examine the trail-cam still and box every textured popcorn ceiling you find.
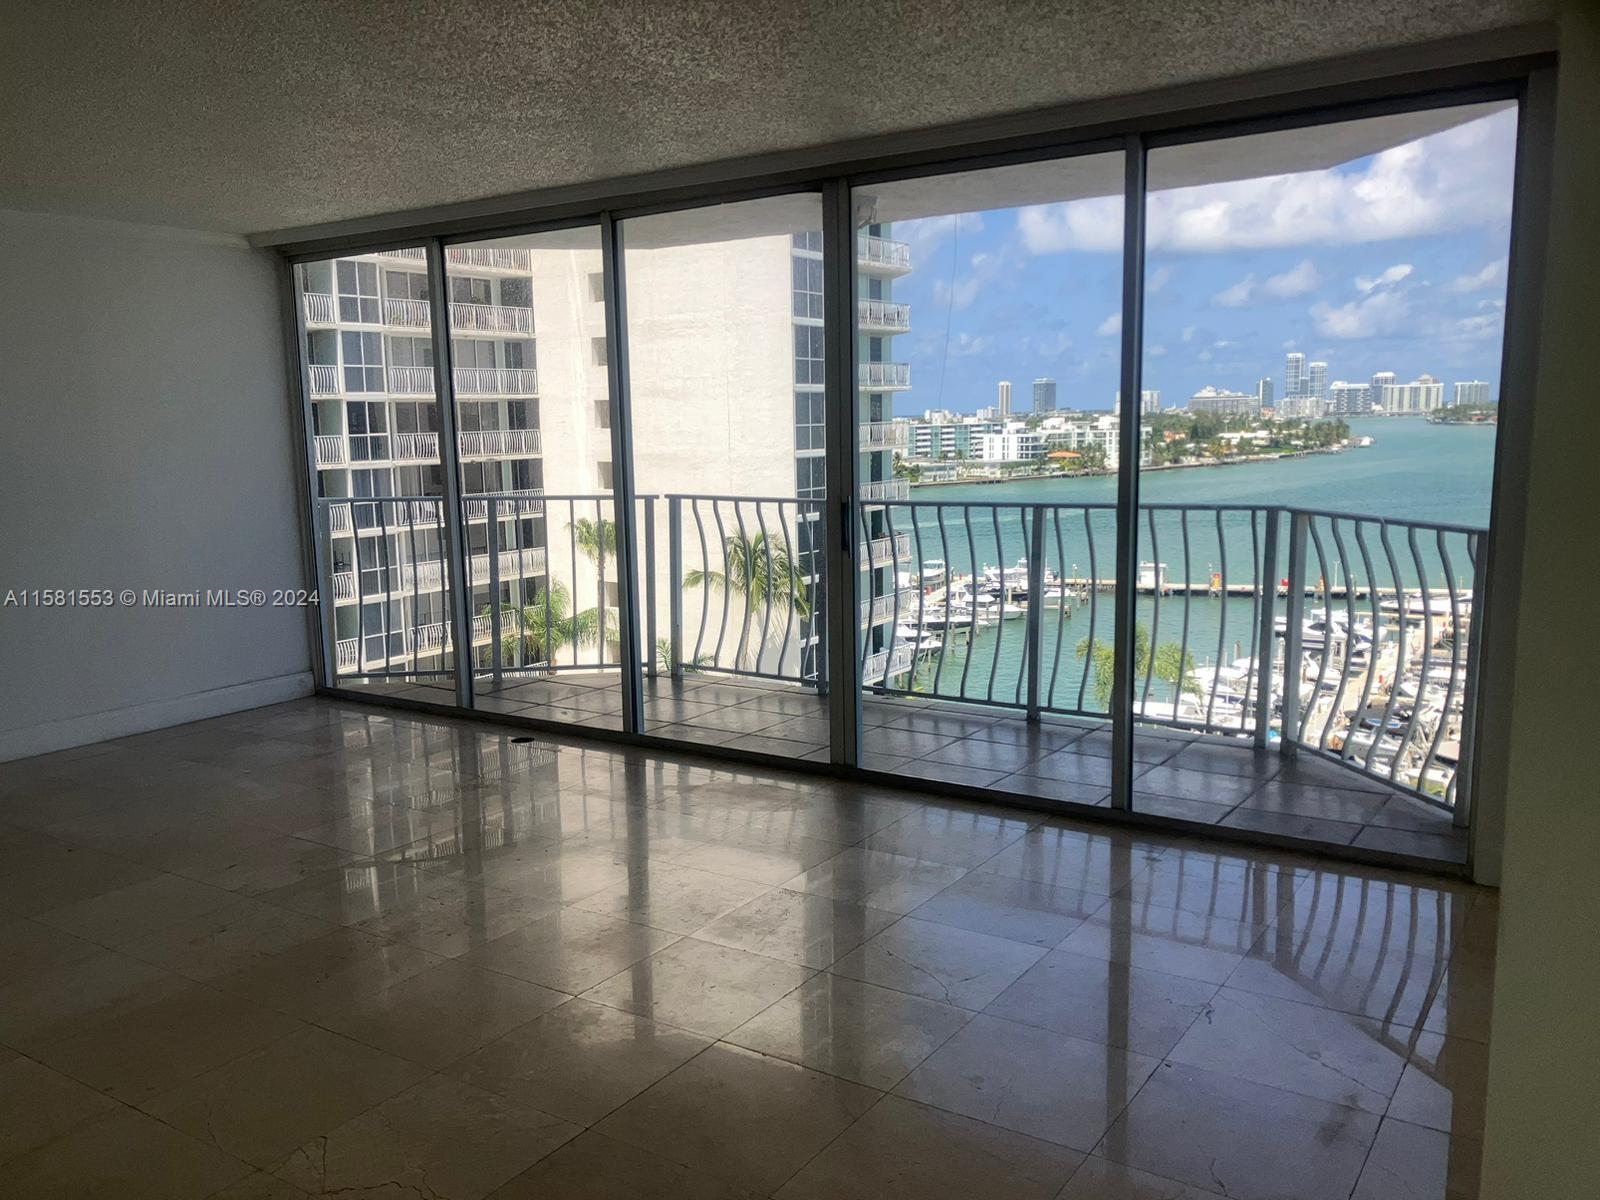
[0,0,1552,236]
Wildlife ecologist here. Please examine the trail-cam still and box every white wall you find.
[1478,3,1600,1193]
[0,209,313,759]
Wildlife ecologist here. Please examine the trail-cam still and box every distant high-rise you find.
[1189,386,1258,418]
[1286,352,1306,398]
[1140,389,1160,415]
[1454,380,1493,407]
[1257,377,1275,409]
[1370,371,1396,405]
[1032,378,1057,414]
[1329,382,1373,415]
[1308,361,1329,407]
[997,380,1012,417]
[1380,374,1445,414]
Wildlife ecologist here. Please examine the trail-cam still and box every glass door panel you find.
[295,248,457,702]
[851,152,1128,802]
[441,228,624,728]
[1135,101,1518,865]
[619,194,830,760]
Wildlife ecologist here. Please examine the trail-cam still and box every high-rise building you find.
[1308,361,1329,406]
[1370,371,1396,405]
[1454,379,1493,407]
[1286,352,1306,398]
[997,380,1012,417]
[1114,389,1161,413]
[1032,378,1057,414]
[1189,386,1259,418]
[1257,377,1275,409]
[301,223,915,681]
[1329,382,1373,414]
[1379,373,1445,414]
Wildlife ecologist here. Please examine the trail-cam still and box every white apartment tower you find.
[1308,360,1329,407]
[1286,352,1306,398]
[1454,379,1493,406]
[1032,378,1057,413]
[997,380,1013,417]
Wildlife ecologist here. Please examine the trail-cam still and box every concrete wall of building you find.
[1478,4,1600,1194]
[0,209,312,760]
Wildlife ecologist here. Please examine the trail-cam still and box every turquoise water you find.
[871,418,1497,712]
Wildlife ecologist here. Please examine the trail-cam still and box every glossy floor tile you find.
[0,697,1493,1196]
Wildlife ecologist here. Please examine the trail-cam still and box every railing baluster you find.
[1252,508,1278,748]
[1280,512,1309,754]
[1396,527,1437,788]
[1322,519,1360,753]
[884,506,904,690]
[1423,529,1466,802]
[776,500,798,682]
[754,501,774,676]
[668,497,684,679]
[1048,510,1069,711]
[932,506,954,697]
[643,498,657,679]
[1025,506,1045,720]
[1207,509,1228,731]
[910,504,928,694]
[1141,506,1162,718]
[1079,508,1100,713]
[595,497,609,670]
[711,501,732,669]
[1343,520,1386,767]
[1176,509,1194,728]
[985,507,1006,705]
[487,499,501,684]
[958,506,978,701]
[1305,519,1337,750]
[1454,532,1484,825]
[1369,523,1409,777]
[691,499,711,669]
[377,500,394,676]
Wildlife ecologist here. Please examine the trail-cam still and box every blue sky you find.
[888,106,1517,415]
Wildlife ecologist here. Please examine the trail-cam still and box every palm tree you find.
[569,516,618,650]
[1076,622,1199,710]
[485,580,599,670]
[685,532,811,671]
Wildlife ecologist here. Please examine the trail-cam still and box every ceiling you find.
[0,0,1551,237]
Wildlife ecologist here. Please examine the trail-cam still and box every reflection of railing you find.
[861,421,909,449]
[855,499,1483,810]
[383,297,431,328]
[458,429,541,458]
[454,366,538,395]
[394,432,439,462]
[308,364,339,395]
[451,302,534,334]
[303,292,337,324]
[859,479,910,503]
[858,235,912,274]
[860,533,913,570]
[858,298,912,331]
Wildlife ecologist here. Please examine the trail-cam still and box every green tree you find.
[487,580,600,669]
[569,516,618,650]
[1075,622,1200,709]
[685,532,811,670]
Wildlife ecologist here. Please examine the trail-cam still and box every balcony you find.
[446,246,533,272]
[858,234,912,276]
[382,297,431,329]
[857,298,911,333]
[860,589,920,627]
[863,641,917,682]
[860,421,909,450]
[859,532,913,570]
[859,362,911,392]
[387,365,435,395]
[457,428,542,458]
[313,434,346,467]
[462,488,545,519]
[308,364,339,395]
[451,301,534,334]
[859,479,911,503]
[393,432,439,462]
[454,366,538,396]
[303,292,337,326]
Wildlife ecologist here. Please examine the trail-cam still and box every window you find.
[450,276,493,306]
[792,255,823,319]
[341,331,384,392]
[346,400,389,462]
[504,340,535,370]
[453,338,496,370]
[385,271,429,301]
[386,336,433,369]
[336,260,380,323]
[795,391,823,451]
[501,277,533,309]
[794,325,825,385]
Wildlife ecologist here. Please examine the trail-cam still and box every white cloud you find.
[1181,325,1198,343]
[1453,313,1503,341]
[1263,259,1320,298]
[1355,263,1413,293]
[1311,289,1411,339]
[1447,259,1505,293]
[1148,265,1175,294]
[946,332,991,357]
[1212,275,1257,307]
[1148,344,1167,357]
[1096,312,1122,337]
[1017,106,1515,255]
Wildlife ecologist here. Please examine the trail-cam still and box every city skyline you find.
[888,105,1516,414]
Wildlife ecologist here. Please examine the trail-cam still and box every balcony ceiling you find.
[0,0,1550,238]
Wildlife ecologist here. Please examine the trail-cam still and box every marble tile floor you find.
[369,668,1468,865]
[0,696,1493,1198]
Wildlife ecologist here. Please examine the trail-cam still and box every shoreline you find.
[907,445,1346,489]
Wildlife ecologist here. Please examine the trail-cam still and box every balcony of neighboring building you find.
[857,234,912,276]
[375,365,539,398]
[860,420,909,450]
[331,546,549,605]
[859,361,911,392]
[372,246,534,273]
[857,298,911,333]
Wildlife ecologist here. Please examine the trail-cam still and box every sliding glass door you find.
[618,194,831,761]
[290,90,1522,869]
[849,152,1131,805]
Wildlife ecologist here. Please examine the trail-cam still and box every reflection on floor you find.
[375,670,1468,866]
[0,697,1490,1197]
